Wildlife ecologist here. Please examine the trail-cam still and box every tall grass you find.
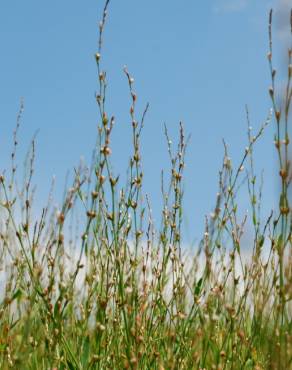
[0,3,292,369]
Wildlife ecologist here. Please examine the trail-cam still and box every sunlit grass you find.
[0,3,292,369]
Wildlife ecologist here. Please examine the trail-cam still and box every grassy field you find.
[0,2,292,369]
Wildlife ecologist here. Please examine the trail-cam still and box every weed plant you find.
[0,2,292,369]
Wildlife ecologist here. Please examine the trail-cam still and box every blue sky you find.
[0,0,290,242]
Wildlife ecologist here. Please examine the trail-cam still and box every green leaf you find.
[10,318,20,330]
[258,235,265,248]
[54,300,60,320]
[67,360,75,370]
[252,212,257,226]
[82,335,90,367]
[11,289,22,301]
[0,343,8,352]
[194,277,203,296]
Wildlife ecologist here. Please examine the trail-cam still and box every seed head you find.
[57,212,65,224]
[275,111,281,122]
[91,191,98,199]
[100,146,111,156]
[95,52,101,62]
[87,211,96,219]
[102,113,108,126]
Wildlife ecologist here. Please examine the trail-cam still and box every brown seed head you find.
[101,146,111,156]
[91,191,98,199]
[279,168,288,180]
[57,213,65,224]
[87,211,96,219]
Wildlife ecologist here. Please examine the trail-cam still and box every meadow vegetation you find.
[0,2,292,369]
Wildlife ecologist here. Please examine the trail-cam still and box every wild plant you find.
[0,2,291,369]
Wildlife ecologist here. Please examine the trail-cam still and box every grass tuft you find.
[0,2,292,369]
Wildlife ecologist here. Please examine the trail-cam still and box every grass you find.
[0,2,292,369]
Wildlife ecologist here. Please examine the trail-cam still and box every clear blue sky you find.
[0,0,290,242]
